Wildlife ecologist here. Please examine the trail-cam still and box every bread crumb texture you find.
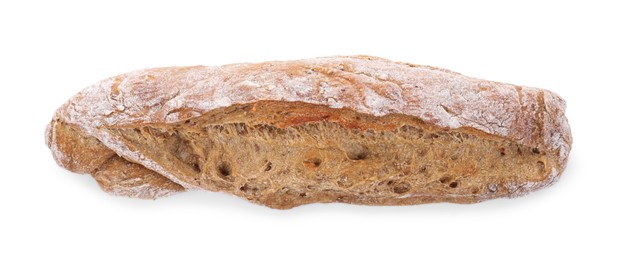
[46,56,571,209]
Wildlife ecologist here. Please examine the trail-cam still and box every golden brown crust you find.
[93,156,185,199]
[46,116,184,198]
[46,56,572,208]
[46,119,116,174]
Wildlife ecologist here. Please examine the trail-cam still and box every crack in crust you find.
[46,56,572,208]
[105,101,559,209]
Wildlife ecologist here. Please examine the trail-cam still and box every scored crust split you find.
[45,56,572,209]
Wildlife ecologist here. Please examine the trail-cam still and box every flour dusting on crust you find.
[48,55,572,194]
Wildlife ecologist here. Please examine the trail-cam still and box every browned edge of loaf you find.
[45,119,186,199]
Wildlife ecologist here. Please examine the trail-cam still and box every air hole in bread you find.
[344,144,369,160]
[537,161,545,172]
[471,187,480,194]
[303,158,322,168]
[532,148,540,154]
[392,182,411,194]
[449,181,459,188]
[217,162,232,180]
[192,162,201,173]
[264,162,272,171]
[240,183,259,196]
[499,148,506,156]
[439,176,451,184]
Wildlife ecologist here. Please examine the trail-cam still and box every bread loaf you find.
[45,56,572,209]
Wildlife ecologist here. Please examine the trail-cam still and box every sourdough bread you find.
[46,56,572,209]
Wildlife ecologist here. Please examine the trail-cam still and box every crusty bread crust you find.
[46,56,572,208]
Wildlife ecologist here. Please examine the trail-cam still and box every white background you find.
[1,1,619,259]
